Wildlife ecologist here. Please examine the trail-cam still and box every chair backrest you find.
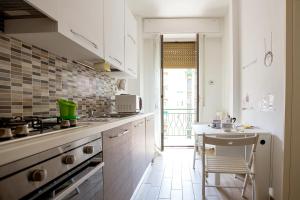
[203,134,259,147]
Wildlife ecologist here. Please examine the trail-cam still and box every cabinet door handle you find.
[128,67,136,74]
[134,122,144,128]
[147,117,154,122]
[109,129,129,139]
[109,56,122,65]
[70,29,98,49]
[127,34,136,44]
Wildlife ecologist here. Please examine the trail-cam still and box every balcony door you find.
[161,34,199,148]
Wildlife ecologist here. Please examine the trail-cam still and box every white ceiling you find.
[128,0,229,18]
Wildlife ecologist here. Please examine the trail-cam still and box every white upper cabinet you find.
[7,0,104,61]
[59,0,104,59]
[8,0,139,71]
[125,4,138,78]
[25,0,59,21]
[104,0,125,71]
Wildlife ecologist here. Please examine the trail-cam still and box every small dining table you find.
[192,123,269,186]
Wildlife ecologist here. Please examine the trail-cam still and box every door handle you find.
[134,122,144,128]
[109,56,122,65]
[127,34,136,44]
[109,129,129,139]
[70,29,98,49]
[128,67,136,74]
[53,162,104,200]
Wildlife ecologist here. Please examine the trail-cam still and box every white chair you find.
[193,134,214,169]
[201,134,259,200]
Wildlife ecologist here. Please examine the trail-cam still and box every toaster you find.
[115,95,142,113]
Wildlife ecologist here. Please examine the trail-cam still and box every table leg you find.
[215,173,220,185]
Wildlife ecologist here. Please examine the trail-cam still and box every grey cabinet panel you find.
[103,123,133,200]
[102,115,155,200]
[131,119,146,189]
[146,116,155,164]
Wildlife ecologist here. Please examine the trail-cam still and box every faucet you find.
[87,109,96,118]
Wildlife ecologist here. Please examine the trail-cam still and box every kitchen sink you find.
[96,113,138,118]
[78,118,114,123]
[78,113,138,123]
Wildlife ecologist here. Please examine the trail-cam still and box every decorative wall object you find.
[242,93,254,110]
[116,79,126,91]
[259,94,275,112]
[242,58,257,70]
[264,32,274,67]
[0,34,118,117]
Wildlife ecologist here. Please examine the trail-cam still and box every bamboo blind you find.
[163,42,197,68]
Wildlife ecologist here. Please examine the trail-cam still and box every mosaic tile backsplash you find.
[0,34,118,117]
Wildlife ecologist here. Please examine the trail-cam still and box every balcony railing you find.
[163,109,197,138]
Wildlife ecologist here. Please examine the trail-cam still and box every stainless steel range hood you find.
[0,0,104,62]
[0,0,46,20]
[0,0,47,32]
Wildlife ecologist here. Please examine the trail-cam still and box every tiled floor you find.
[133,148,252,200]
[164,136,194,147]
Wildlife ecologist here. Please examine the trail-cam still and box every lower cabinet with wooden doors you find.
[102,123,133,200]
[146,115,155,164]
[102,115,155,200]
[131,119,147,188]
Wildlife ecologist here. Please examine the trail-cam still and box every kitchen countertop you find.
[0,113,154,166]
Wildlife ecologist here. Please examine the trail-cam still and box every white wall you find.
[139,17,229,148]
[144,18,222,34]
[127,17,143,96]
[151,37,162,149]
[221,0,240,119]
[142,39,155,112]
[142,35,226,146]
[200,37,224,122]
[142,37,162,149]
[238,0,286,199]
[221,10,233,116]
[126,16,162,149]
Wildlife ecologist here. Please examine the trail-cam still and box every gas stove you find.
[0,116,79,142]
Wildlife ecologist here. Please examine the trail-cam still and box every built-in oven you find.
[0,133,104,200]
[25,153,104,200]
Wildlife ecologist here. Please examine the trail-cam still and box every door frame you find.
[160,34,200,150]
[160,35,164,151]
[283,0,299,199]
[196,33,200,122]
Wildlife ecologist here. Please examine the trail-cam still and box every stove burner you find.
[0,116,62,142]
[23,116,61,133]
[0,127,13,141]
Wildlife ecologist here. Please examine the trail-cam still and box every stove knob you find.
[29,169,47,182]
[63,155,76,165]
[83,146,94,154]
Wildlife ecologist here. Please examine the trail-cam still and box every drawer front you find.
[146,116,155,164]
[103,123,133,200]
[131,119,146,188]
[103,124,131,150]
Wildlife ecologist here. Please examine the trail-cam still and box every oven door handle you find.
[53,162,104,200]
